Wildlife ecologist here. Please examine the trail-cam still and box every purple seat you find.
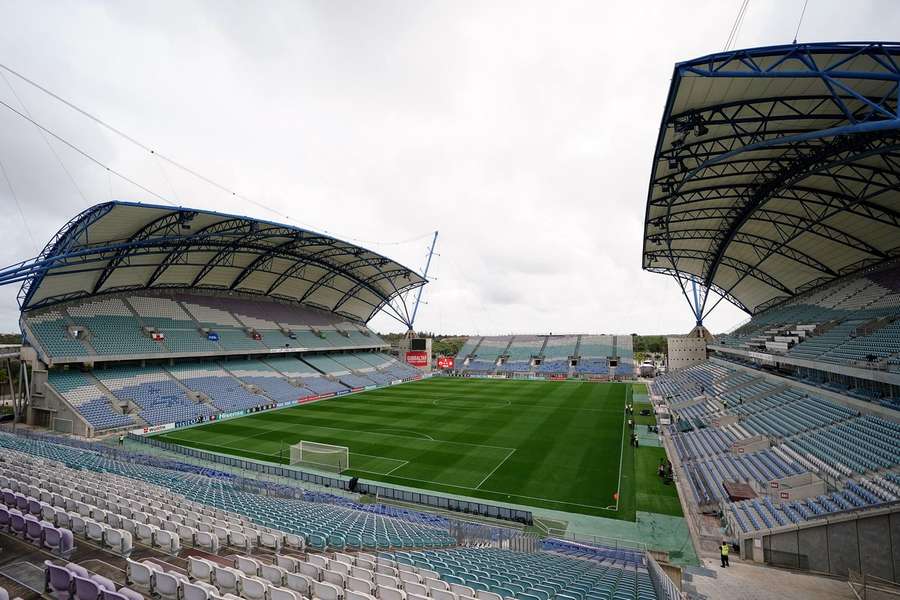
[73,576,101,600]
[29,498,42,516]
[65,563,89,579]
[2,490,15,506]
[10,513,25,536]
[114,588,142,600]
[45,526,75,555]
[45,561,74,600]
[15,494,28,511]
[0,505,9,531]
[90,576,115,593]
[25,516,43,544]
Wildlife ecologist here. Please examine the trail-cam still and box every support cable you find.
[0,97,175,206]
[0,155,37,252]
[724,0,750,52]
[0,61,432,248]
[0,70,90,207]
[793,0,809,44]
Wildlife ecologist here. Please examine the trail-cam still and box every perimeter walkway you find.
[685,558,854,600]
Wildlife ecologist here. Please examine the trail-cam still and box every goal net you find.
[289,441,350,473]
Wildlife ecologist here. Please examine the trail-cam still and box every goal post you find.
[289,440,350,473]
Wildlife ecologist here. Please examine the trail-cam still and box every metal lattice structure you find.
[0,202,427,327]
[643,42,900,322]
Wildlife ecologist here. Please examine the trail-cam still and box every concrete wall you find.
[667,336,707,371]
[750,504,900,582]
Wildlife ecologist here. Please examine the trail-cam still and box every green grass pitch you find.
[154,378,682,519]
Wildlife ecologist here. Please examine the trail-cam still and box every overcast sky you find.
[0,1,897,336]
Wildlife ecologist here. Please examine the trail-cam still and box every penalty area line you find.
[475,448,517,489]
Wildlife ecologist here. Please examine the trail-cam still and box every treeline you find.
[633,335,667,354]
[0,334,21,345]
[375,332,468,357]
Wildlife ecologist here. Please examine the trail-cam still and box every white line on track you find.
[475,448,516,489]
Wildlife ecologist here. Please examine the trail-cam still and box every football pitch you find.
[155,378,680,519]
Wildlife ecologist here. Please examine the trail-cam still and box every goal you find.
[289,441,350,473]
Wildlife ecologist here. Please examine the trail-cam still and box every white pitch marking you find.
[475,448,517,489]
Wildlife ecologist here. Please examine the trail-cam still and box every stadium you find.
[0,23,898,600]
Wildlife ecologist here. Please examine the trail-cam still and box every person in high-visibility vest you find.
[720,541,730,567]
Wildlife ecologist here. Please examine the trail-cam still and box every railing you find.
[647,552,685,600]
[849,569,900,599]
[534,520,647,551]
[130,432,535,525]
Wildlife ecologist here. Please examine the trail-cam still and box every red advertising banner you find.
[780,491,789,499]
[436,356,455,369]
[405,351,429,367]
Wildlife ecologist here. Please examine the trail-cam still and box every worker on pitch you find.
[720,541,730,568]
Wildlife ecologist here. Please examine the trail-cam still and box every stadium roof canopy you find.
[0,201,426,327]
[643,42,900,320]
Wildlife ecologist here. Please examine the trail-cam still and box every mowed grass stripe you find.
[156,378,630,516]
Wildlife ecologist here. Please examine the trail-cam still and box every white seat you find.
[235,556,260,577]
[298,562,321,580]
[275,555,300,573]
[307,555,329,569]
[86,519,107,543]
[432,589,457,600]
[259,564,286,586]
[195,531,219,553]
[268,588,303,600]
[351,567,374,582]
[41,503,57,523]
[284,573,312,595]
[419,570,439,581]
[356,559,375,571]
[450,584,476,597]
[313,580,342,600]
[105,528,133,555]
[426,578,449,592]
[125,558,154,592]
[188,557,217,583]
[177,524,197,544]
[346,576,375,594]
[135,522,156,543]
[376,565,397,577]
[403,582,427,596]
[120,517,136,535]
[400,571,422,583]
[258,531,280,552]
[376,574,400,588]
[229,530,252,552]
[69,513,87,535]
[212,525,229,546]
[376,586,406,600]
[475,592,502,600]
[345,592,376,600]
[238,576,268,600]
[154,529,181,554]
[323,570,344,587]
[182,582,211,600]
[283,532,304,550]
[155,571,182,600]
[330,562,350,577]
[407,594,429,600]
[213,567,240,595]
[333,553,354,566]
